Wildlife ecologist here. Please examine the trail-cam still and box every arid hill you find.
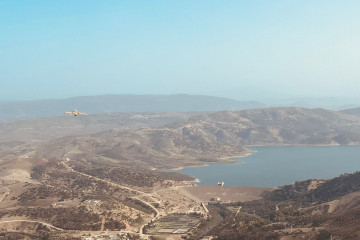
[29,107,360,169]
[3,107,360,239]
[340,106,360,117]
[0,112,195,143]
[34,128,250,169]
[205,171,360,240]
[168,107,360,145]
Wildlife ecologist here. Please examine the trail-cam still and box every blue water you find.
[174,146,360,187]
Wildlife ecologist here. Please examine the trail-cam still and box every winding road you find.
[60,158,162,234]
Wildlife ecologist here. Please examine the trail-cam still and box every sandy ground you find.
[152,187,200,215]
[178,186,271,202]
[0,157,46,183]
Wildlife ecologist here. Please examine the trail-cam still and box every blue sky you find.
[1,1,360,101]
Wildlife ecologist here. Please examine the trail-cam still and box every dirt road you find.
[0,220,64,231]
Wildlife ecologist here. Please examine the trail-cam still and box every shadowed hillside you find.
[204,171,360,240]
[265,171,360,203]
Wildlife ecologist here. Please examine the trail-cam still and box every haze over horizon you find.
[3,2,360,237]
[2,1,360,102]
[1,94,360,111]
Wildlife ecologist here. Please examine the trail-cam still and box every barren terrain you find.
[1,107,360,239]
[178,186,270,202]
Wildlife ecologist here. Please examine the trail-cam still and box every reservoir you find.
[175,146,360,187]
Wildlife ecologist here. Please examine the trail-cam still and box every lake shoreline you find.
[171,145,360,187]
[161,144,357,171]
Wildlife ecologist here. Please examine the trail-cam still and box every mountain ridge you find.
[26,107,360,169]
[0,94,265,121]
[340,106,360,117]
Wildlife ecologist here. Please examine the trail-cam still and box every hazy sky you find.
[1,1,360,101]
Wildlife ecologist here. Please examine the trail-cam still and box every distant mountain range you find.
[0,94,265,121]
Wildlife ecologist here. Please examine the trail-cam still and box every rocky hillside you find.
[35,128,250,169]
[31,107,360,169]
[168,107,360,145]
[4,107,360,239]
[208,170,360,240]
[340,106,360,117]
[265,171,360,204]
[0,112,195,143]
